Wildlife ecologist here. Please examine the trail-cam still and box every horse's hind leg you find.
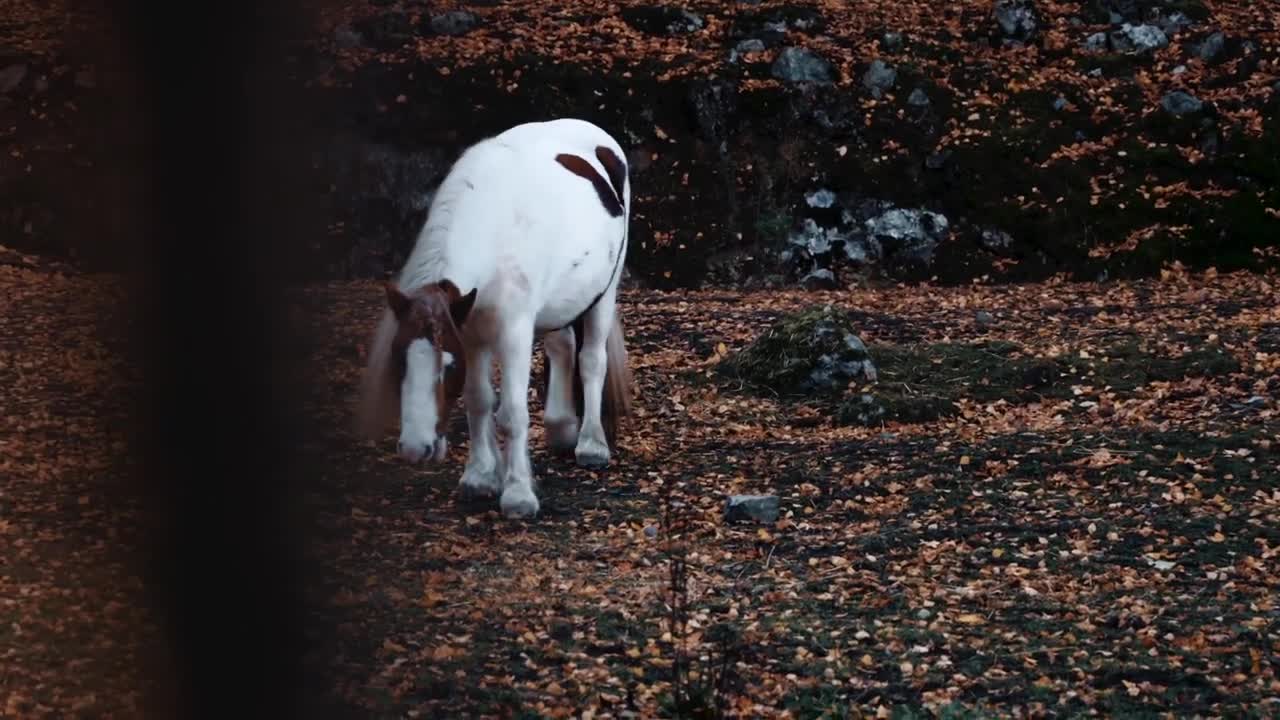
[574,289,615,468]
[542,326,579,455]
[495,319,540,519]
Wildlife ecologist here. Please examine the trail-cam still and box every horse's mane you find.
[352,140,492,440]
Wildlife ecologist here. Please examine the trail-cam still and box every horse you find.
[353,118,634,520]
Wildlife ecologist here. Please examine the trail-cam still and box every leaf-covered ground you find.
[0,260,154,717]
[1,259,1278,717]
[292,266,1279,718]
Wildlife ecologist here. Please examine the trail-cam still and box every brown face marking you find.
[384,280,477,435]
[555,153,624,218]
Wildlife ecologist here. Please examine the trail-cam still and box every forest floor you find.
[1,260,1279,718]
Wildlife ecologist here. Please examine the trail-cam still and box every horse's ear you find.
[384,281,410,317]
[450,287,478,329]
[437,278,461,300]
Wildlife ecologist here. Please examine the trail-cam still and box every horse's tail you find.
[353,306,400,441]
[601,312,633,449]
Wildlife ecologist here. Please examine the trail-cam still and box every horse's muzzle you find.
[397,437,448,463]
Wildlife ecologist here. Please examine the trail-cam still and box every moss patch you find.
[718,307,1241,426]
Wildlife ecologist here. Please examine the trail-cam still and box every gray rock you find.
[800,267,838,290]
[788,12,822,32]
[0,63,27,94]
[907,88,930,107]
[806,347,876,385]
[1084,32,1109,51]
[622,6,704,35]
[1198,31,1226,61]
[429,10,479,36]
[1161,90,1203,116]
[729,38,766,63]
[1110,23,1168,53]
[862,59,897,97]
[805,188,837,209]
[980,228,1014,251]
[976,310,996,326]
[843,237,872,263]
[993,0,1039,43]
[844,333,869,356]
[1087,67,1104,78]
[882,31,905,52]
[1052,96,1069,111]
[1158,12,1192,34]
[644,525,658,538]
[1172,64,1188,75]
[790,218,843,256]
[863,207,949,266]
[771,47,835,84]
[725,495,780,524]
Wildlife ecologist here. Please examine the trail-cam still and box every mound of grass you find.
[716,305,875,396]
[718,307,1241,426]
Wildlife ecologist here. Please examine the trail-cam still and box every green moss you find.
[836,341,1063,426]
[754,208,793,245]
[718,307,1242,427]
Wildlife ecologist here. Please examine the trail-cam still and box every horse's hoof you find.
[500,487,540,519]
[574,438,610,469]
[545,419,579,455]
[458,467,501,501]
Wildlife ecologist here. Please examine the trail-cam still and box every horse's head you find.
[384,278,477,463]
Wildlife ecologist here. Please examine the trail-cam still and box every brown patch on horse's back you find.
[594,145,627,211]
[555,153,624,218]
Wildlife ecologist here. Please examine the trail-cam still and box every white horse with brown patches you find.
[354,118,634,519]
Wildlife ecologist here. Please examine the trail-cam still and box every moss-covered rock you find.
[716,305,876,395]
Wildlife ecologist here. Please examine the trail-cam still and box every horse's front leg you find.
[495,321,539,519]
[458,347,502,500]
[542,326,579,455]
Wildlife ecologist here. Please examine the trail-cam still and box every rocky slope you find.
[2,0,1278,289]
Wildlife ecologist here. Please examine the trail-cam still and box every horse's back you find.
[495,118,625,161]
[406,119,629,328]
